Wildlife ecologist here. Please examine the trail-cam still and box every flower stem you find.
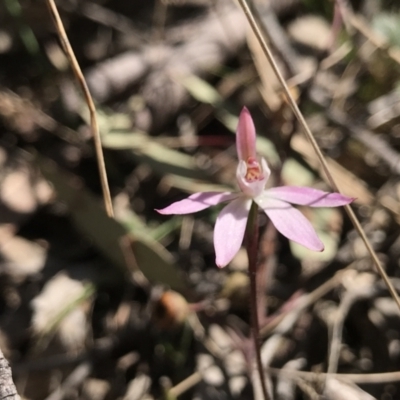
[246,201,270,400]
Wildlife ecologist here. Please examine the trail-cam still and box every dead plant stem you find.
[46,0,114,218]
[236,0,400,314]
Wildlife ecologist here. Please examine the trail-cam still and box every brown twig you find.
[236,0,400,315]
[46,0,114,218]
[326,277,376,381]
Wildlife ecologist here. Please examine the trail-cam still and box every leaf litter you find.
[1,0,400,399]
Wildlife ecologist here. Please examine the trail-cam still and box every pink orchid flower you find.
[157,107,354,267]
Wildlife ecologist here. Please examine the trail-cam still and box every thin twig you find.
[167,359,400,397]
[119,235,150,287]
[326,276,377,384]
[267,367,400,384]
[168,371,203,398]
[260,267,349,337]
[326,294,353,376]
[46,0,114,218]
[236,0,400,314]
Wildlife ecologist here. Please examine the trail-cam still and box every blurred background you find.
[1,0,400,399]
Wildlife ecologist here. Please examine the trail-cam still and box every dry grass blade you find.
[46,0,114,218]
[236,0,400,314]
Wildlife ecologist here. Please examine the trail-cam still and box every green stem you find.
[246,201,270,400]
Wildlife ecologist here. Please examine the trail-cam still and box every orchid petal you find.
[156,192,238,215]
[214,197,251,267]
[265,186,354,207]
[236,107,257,162]
[255,196,324,251]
